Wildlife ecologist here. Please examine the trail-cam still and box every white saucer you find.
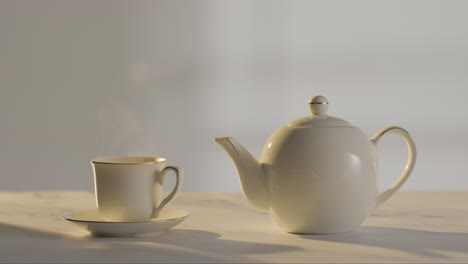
[64,208,189,237]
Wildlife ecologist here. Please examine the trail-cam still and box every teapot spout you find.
[215,137,269,212]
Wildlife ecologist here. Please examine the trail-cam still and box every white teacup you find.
[91,156,183,222]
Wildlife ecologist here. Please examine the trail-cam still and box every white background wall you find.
[1,0,467,192]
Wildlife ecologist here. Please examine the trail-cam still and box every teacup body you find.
[92,157,169,222]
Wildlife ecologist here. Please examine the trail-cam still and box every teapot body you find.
[261,126,377,234]
[215,95,416,235]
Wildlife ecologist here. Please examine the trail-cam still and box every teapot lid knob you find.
[309,95,329,116]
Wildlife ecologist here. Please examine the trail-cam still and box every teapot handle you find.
[371,126,417,206]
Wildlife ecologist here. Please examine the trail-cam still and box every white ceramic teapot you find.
[215,95,416,234]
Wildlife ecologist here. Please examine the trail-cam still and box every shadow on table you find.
[0,223,301,263]
[300,226,468,259]
[87,228,302,255]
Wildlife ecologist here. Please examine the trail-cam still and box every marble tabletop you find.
[0,191,467,263]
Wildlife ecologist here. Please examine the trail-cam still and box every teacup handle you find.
[371,126,417,206]
[152,166,183,218]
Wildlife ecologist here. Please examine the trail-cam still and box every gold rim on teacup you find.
[91,156,166,165]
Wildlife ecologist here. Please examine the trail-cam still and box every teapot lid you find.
[287,95,352,127]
